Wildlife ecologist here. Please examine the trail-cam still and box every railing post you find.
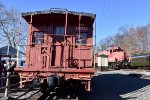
[87,80,91,91]
[4,72,10,98]
[20,77,23,88]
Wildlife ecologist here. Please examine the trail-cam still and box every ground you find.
[87,70,150,100]
[1,70,150,100]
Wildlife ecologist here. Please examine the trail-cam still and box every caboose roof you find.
[22,9,96,19]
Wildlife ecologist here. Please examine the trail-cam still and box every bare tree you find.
[97,36,114,51]
[0,2,27,49]
[97,24,150,56]
[147,24,150,52]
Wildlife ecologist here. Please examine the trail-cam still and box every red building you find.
[16,9,96,91]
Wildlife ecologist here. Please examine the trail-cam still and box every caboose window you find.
[32,31,44,45]
[55,26,64,35]
[76,33,87,44]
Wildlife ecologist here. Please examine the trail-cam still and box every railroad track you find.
[7,85,79,100]
[7,87,41,100]
[28,87,78,100]
[8,88,50,100]
[29,90,43,100]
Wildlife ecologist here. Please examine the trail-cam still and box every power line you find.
[108,0,120,33]
[100,0,108,34]
[111,0,136,33]
[102,0,112,35]
[120,0,136,25]
[104,0,120,35]
[114,0,127,25]
[98,0,105,33]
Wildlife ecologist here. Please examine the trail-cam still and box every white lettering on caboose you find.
[76,24,88,31]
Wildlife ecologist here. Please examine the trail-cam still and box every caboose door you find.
[51,25,65,67]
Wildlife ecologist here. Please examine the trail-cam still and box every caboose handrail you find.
[0,75,20,80]
[50,8,68,12]
[31,33,88,37]
[0,74,34,98]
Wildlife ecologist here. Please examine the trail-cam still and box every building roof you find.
[98,54,108,57]
[131,53,150,58]
[22,8,96,18]
[0,46,25,57]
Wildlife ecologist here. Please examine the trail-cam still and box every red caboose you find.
[15,9,96,92]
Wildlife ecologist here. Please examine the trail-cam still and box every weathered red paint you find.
[15,9,96,91]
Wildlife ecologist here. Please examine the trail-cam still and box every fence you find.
[0,73,33,99]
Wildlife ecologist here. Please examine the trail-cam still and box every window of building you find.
[76,33,87,44]
[55,26,64,35]
[32,31,44,45]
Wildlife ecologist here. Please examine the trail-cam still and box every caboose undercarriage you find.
[16,67,95,92]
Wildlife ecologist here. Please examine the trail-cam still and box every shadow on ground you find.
[42,73,150,100]
[79,73,150,100]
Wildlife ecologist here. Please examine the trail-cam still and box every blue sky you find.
[1,0,150,43]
